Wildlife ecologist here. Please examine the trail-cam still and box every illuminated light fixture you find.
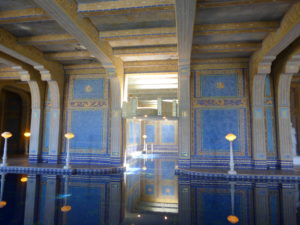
[164,216,168,220]
[144,115,148,118]
[24,132,31,155]
[0,201,6,208]
[1,132,12,167]
[64,132,75,169]
[61,205,72,212]
[227,215,239,224]
[137,214,141,218]
[142,166,147,171]
[24,132,31,138]
[20,177,28,183]
[162,116,167,120]
[143,135,147,139]
[225,133,237,175]
[133,116,136,119]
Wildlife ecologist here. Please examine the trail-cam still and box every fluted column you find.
[254,183,270,225]
[109,74,122,166]
[24,175,39,225]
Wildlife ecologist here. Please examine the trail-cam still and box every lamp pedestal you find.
[64,133,74,169]
[228,141,237,175]
[1,138,8,167]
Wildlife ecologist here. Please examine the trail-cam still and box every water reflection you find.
[1,160,300,224]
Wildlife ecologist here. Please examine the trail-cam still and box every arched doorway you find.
[0,86,31,158]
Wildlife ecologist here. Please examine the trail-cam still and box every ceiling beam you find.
[124,60,178,73]
[18,34,76,45]
[45,51,94,61]
[0,8,50,24]
[100,27,176,40]
[33,0,115,70]
[176,0,197,65]
[194,21,279,35]
[113,46,177,57]
[78,0,175,16]
[0,28,63,81]
[193,43,261,53]
[197,0,297,8]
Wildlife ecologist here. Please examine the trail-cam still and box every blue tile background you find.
[145,184,154,195]
[43,111,50,151]
[200,74,238,97]
[162,185,175,196]
[266,108,274,152]
[201,109,240,152]
[73,78,104,99]
[161,125,175,143]
[161,161,175,180]
[146,124,155,143]
[70,110,104,150]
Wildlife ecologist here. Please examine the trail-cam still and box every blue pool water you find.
[0,157,300,225]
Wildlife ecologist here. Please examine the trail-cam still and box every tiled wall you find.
[126,119,141,154]
[264,75,277,168]
[143,120,178,153]
[192,69,251,169]
[63,74,110,165]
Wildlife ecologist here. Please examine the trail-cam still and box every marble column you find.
[44,175,58,225]
[254,183,270,225]
[24,175,39,225]
[110,76,123,166]
[109,182,121,225]
[281,183,297,225]
[252,74,268,169]
[178,182,191,225]
[178,68,191,168]
[277,74,294,169]
[47,81,61,163]
[157,98,162,116]
[27,81,43,163]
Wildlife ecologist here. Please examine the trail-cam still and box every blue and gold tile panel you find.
[193,108,248,156]
[67,109,107,154]
[145,184,155,195]
[162,185,175,196]
[161,124,175,144]
[194,69,244,98]
[73,78,105,99]
[146,124,155,143]
[265,107,276,154]
[68,75,108,109]
[42,111,50,153]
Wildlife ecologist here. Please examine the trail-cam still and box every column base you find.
[179,158,190,169]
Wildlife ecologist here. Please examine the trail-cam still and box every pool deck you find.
[176,166,300,182]
[0,158,125,175]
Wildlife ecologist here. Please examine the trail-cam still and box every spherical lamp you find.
[227,215,239,224]
[1,132,12,139]
[20,177,28,183]
[61,205,72,212]
[0,201,7,208]
[225,133,237,142]
[24,132,31,138]
[64,133,75,139]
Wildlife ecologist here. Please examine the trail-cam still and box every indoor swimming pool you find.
[0,157,299,225]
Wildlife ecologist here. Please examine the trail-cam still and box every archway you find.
[275,44,300,169]
[0,84,31,159]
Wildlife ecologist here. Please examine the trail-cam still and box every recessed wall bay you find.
[64,74,109,165]
[192,68,251,169]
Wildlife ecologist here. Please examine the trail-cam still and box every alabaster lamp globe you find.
[0,201,7,208]
[142,166,147,171]
[20,177,28,183]
[227,215,239,224]
[142,135,147,139]
[61,205,72,212]
[64,133,75,139]
[225,133,237,142]
[1,132,12,139]
[24,132,31,138]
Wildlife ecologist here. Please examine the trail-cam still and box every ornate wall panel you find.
[64,73,110,165]
[192,68,251,169]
